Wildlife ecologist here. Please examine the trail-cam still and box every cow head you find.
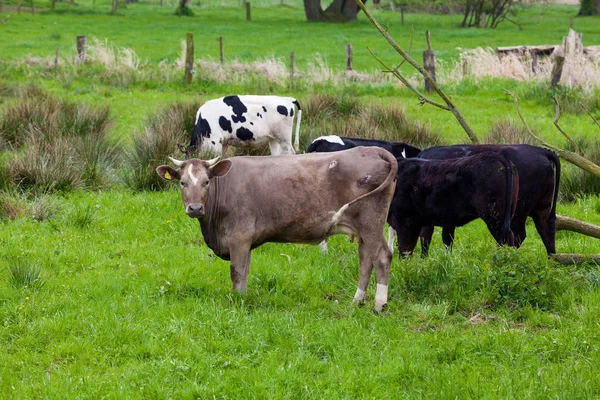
[156,156,232,218]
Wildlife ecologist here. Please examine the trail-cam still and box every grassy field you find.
[1,1,600,398]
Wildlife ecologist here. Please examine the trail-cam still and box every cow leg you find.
[353,238,372,306]
[268,140,282,156]
[510,215,527,249]
[387,226,396,254]
[277,140,296,155]
[531,210,556,254]
[229,245,252,293]
[419,225,435,257]
[441,226,455,253]
[319,239,329,254]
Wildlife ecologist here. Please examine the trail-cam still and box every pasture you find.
[1,0,600,397]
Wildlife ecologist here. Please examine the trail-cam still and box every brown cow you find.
[156,147,398,311]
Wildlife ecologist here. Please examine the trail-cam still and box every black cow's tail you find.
[547,150,561,233]
[500,156,518,245]
[291,98,302,152]
[330,148,398,228]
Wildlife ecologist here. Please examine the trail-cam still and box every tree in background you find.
[460,0,521,29]
[303,0,366,21]
[578,0,600,15]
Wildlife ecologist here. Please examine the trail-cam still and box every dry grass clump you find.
[447,47,600,91]
[0,189,56,221]
[86,38,141,71]
[485,119,536,145]
[2,87,119,192]
[126,101,199,191]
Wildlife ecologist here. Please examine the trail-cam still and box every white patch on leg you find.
[187,164,199,186]
[387,226,396,254]
[319,240,328,254]
[312,135,344,145]
[375,283,388,312]
[353,288,366,304]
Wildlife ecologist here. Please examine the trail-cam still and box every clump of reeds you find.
[560,137,600,201]
[485,119,535,145]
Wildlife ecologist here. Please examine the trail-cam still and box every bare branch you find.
[580,102,600,131]
[355,0,480,144]
[553,97,581,154]
[505,89,600,178]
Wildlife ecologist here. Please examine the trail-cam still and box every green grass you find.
[1,2,600,397]
[1,190,600,398]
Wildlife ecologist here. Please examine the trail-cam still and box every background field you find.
[1,1,600,398]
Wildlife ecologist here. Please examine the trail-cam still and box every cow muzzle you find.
[186,204,205,218]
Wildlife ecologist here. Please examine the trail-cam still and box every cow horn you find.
[205,156,221,166]
[168,157,184,167]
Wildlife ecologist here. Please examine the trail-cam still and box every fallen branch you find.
[550,253,600,265]
[556,215,600,239]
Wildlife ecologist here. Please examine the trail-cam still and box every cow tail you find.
[547,150,561,231]
[292,99,302,152]
[330,149,398,226]
[500,156,518,245]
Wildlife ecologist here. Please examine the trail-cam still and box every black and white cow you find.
[306,135,422,252]
[189,95,302,156]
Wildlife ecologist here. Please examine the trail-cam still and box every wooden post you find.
[76,35,86,63]
[184,32,194,85]
[50,0,56,9]
[112,0,117,14]
[290,51,295,91]
[531,50,538,74]
[30,0,34,15]
[388,0,395,12]
[245,2,251,21]
[400,7,404,25]
[481,11,486,28]
[346,44,352,71]
[54,48,59,69]
[219,36,224,65]
[160,0,163,5]
[423,31,436,93]
[550,55,565,88]
[462,59,468,78]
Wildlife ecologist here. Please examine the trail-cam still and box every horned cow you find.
[189,95,302,156]
[156,147,398,312]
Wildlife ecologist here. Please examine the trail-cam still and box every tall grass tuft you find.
[7,257,45,290]
[560,137,600,201]
[126,101,199,191]
[485,119,536,144]
[302,93,441,150]
[2,87,119,192]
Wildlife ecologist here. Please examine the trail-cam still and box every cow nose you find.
[186,204,204,217]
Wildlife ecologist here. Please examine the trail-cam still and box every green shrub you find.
[125,101,199,191]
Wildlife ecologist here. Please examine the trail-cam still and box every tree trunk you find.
[550,254,600,265]
[556,215,600,239]
[303,0,325,21]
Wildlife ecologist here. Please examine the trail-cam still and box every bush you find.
[2,87,119,192]
[125,101,199,191]
[560,137,600,201]
[485,119,535,145]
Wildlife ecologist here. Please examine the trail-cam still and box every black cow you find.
[306,135,422,158]
[418,144,560,255]
[388,153,519,256]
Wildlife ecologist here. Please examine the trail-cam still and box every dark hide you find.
[306,136,422,159]
[388,152,519,256]
[418,144,560,255]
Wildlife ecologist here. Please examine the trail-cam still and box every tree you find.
[303,0,366,22]
[579,0,600,15]
[460,0,521,29]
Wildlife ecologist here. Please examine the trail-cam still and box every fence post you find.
[30,0,34,14]
[346,44,352,71]
[481,11,486,28]
[185,32,194,85]
[401,7,404,25]
[54,48,59,70]
[245,2,251,21]
[219,36,224,65]
[112,0,117,14]
[76,35,86,63]
[423,31,436,93]
[290,51,295,91]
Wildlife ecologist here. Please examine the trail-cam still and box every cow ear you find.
[209,160,232,179]
[156,166,180,181]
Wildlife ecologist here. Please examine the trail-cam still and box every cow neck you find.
[198,175,225,257]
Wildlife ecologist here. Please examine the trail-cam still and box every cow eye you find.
[181,182,188,188]
[203,180,210,187]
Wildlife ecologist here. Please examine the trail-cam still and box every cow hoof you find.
[352,298,366,307]
[373,302,387,314]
